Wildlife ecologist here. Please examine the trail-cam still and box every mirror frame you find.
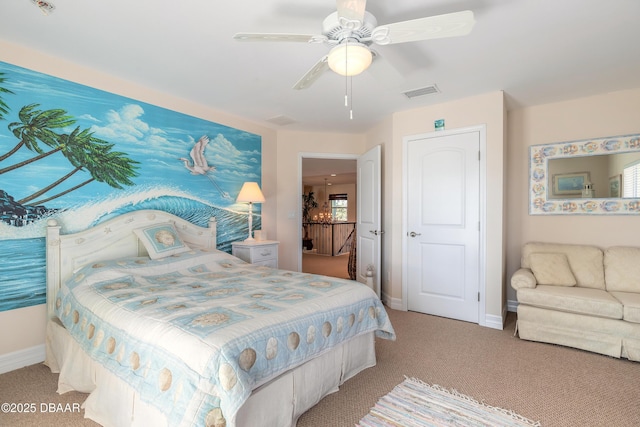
[529,133,640,215]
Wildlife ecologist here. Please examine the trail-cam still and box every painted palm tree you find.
[91,146,139,189]
[20,130,139,205]
[28,148,139,205]
[1,103,75,163]
[17,127,104,204]
[0,72,14,122]
[0,121,88,176]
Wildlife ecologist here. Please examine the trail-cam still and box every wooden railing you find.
[303,222,356,256]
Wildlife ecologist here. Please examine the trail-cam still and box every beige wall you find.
[0,305,47,358]
[275,130,365,272]
[369,92,507,323]
[506,88,640,303]
[0,40,278,358]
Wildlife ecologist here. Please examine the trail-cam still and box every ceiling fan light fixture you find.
[327,43,372,77]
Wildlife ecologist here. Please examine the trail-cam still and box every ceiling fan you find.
[233,0,475,90]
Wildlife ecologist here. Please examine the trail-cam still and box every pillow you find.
[529,252,577,286]
[133,222,191,260]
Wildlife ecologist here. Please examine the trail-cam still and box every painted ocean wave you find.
[0,237,47,312]
[0,186,260,312]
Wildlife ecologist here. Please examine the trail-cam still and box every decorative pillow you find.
[133,223,191,260]
[529,253,577,286]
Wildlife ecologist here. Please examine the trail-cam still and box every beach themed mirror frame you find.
[0,61,261,311]
[529,133,640,215]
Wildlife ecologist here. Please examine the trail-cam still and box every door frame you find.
[297,152,359,273]
[401,124,487,326]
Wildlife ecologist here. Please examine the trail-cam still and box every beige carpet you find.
[299,310,640,427]
[302,252,350,279]
[1,309,639,427]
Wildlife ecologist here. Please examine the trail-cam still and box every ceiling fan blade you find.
[366,50,405,89]
[371,10,475,45]
[233,33,327,43]
[336,0,367,29]
[293,56,329,90]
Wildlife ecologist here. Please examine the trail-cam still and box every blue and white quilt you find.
[55,248,395,427]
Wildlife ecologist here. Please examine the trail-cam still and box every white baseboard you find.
[481,303,520,332]
[484,312,504,330]
[382,293,403,311]
[384,294,508,331]
[0,344,46,374]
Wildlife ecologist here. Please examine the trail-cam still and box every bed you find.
[44,209,395,427]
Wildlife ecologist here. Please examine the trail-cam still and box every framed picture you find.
[609,174,622,198]
[552,172,590,197]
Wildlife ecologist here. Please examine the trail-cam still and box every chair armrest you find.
[511,268,537,290]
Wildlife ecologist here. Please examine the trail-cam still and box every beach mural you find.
[0,61,262,312]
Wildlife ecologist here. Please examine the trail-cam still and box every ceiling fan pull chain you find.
[344,68,348,106]
[350,76,354,120]
[344,41,349,107]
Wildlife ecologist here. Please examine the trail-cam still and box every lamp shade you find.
[327,43,372,77]
[236,182,265,203]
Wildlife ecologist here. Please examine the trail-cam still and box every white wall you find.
[0,40,278,362]
[506,88,640,303]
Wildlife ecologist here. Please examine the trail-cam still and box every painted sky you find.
[0,61,261,210]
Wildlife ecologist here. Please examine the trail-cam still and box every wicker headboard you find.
[45,209,217,320]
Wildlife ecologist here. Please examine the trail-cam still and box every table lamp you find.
[236,182,265,241]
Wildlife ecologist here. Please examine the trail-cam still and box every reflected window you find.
[623,161,640,198]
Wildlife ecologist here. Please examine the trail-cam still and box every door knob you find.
[409,231,421,237]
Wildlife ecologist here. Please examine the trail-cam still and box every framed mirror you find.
[529,133,640,215]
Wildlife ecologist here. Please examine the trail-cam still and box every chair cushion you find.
[517,285,623,319]
[529,253,576,286]
[610,292,640,324]
[522,242,605,289]
[605,246,640,293]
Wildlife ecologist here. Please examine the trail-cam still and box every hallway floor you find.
[302,252,350,279]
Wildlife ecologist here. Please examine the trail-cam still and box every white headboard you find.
[46,209,217,320]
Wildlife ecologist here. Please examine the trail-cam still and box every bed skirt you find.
[44,318,376,427]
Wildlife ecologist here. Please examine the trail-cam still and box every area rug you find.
[357,377,541,427]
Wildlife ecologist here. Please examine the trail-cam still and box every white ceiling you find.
[1,0,640,136]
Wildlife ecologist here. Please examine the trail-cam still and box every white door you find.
[405,130,480,322]
[357,145,382,298]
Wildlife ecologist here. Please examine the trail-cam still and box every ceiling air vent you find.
[266,115,297,126]
[403,85,440,99]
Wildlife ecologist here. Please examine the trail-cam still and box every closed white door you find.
[405,129,480,322]
[357,145,382,297]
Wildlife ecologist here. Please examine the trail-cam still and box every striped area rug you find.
[357,377,541,427]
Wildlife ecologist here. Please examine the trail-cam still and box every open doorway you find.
[300,156,357,280]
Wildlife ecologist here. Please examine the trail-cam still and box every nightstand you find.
[231,240,279,268]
